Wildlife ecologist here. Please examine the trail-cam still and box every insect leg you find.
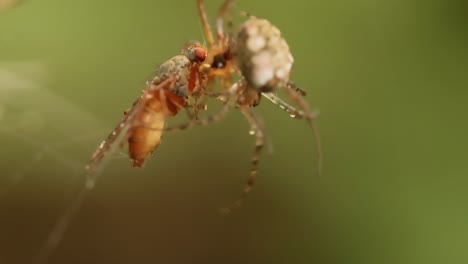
[196,0,215,48]
[220,107,265,214]
[282,82,323,177]
[86,76,177,173]
[85,112,133,173]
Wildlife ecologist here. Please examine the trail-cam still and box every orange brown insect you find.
[86,44,207,172]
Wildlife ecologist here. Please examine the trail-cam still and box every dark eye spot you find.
[211,54,226,69]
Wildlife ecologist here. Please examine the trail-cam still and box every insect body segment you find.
[128,77,178,167]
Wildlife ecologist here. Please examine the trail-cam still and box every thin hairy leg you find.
[191,90,209,119]
[282,83,322,177]
[204,89,232,102]
[184,99,207,120]
[158,81,240,132]
[221,107,265,214]
[131,84,236,133]
[262,92,312,119]
[197,0,214,47]
[163,95,234,132]
[287,80,307,96]
[216,0,234,41]
[85,76,177,173]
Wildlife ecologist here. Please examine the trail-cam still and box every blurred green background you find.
[0,0,467,263]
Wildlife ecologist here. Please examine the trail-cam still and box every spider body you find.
[236,17,294,92]
[188,0,322,212]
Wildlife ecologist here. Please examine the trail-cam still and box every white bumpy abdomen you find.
[236,17,294,92]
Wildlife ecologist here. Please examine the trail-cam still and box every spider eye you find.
[211,54,226,68]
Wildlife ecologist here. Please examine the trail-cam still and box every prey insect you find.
[181,0,323,212]
[37,44,210,264]
[86,44,207,172]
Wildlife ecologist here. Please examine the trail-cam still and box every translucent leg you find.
[221,107,265,213]
[287,80,307,96]
[216,0,234,40]
[196,0,215,47]
[282,82,322,177]
[160,80,240,132]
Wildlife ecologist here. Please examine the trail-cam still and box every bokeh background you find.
[0,0,467,263]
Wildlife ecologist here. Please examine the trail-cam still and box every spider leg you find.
[184,96,208,120]
[197,0,215,48]
[153,80,240,132]
[221,106,265,214]
[204,90,232,102]
[190,85,209,119]
[286,80,307,96]
[193,94,208,119]
[216,0,234,41]
[239,10,258,19]
[130,79,238,133]
[129,79,241,134]
[281,81,323,177]
[184,107,197,120]
[261,92,312,119]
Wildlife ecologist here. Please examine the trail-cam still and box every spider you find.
[161,0,323,212]
[86,0,321,213]
[85,44,208,172]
